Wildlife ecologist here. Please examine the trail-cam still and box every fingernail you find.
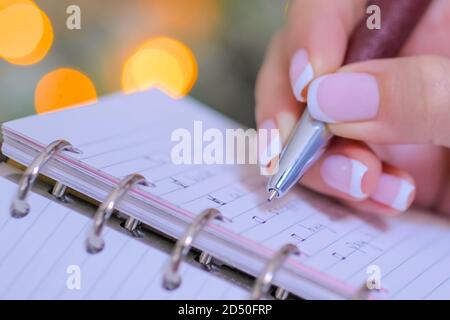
[290,49,314,102]
[320,155,368,199]
[258,119,281,166]
[307,73,379,123]
[371,174,415,211]
[276,111,297,143]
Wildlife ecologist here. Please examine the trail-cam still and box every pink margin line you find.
[4,128,358,297]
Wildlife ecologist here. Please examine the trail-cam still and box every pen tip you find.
[267,189,278,202]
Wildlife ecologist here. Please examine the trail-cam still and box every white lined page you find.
[3,89,450,299]
[0,178,247,300]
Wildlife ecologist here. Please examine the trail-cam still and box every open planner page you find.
[3,89,450,299]
[0,178,247,299]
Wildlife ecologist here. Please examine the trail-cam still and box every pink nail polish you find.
[307,73,379,123]
[320,155,368,199]
[371,174,415,211]
[290,49,314,102]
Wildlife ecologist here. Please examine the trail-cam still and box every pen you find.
[267,0,433,201]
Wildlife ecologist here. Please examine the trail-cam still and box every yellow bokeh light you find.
[128,48,185,94]
[35,68,97,114]
[0,0,53,65]
[121,37,198,98]
[0,0,31,10]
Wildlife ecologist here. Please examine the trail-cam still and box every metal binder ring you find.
[86,173,149,254]
[250,243,300,300]
[11,139,81,218]
[162,208,224,290]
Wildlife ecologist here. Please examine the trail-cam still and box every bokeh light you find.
[0,0,53,65]
[122,37,198,98]
[35,68,97,114]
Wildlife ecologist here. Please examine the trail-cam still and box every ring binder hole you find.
[10,198,30,219]
[86,231,105,254]
[197,252,218,272]
[121,217,143,238]
[49,182,68,202]
[274,287,289,300]
[198,252,212,265]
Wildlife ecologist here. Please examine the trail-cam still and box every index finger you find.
[286,0,364,102]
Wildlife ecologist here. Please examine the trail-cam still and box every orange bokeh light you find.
[121,37,198,98]
[0,0,53,65]
[35,68,97,114]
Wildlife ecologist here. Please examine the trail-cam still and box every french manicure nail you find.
[258,119,281,166]
[307,73,380,123]
[290,49,314,102]
[320,155,368,199]
[276,111,297,143]
[371,174,415,211]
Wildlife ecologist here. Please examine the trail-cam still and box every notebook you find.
[2,89,450,300]
[0,177,247,300]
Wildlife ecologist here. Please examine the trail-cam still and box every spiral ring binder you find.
[250,243,300,300]
[162,208,224,290]
[85,173,148,254]
[10,139,81,218]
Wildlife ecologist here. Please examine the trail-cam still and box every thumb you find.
[305,55,450,147]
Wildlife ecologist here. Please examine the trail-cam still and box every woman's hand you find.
[256,0,450,215]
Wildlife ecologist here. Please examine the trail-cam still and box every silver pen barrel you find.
[267,112,332,200]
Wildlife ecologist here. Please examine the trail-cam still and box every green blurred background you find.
[0,0,287,129]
